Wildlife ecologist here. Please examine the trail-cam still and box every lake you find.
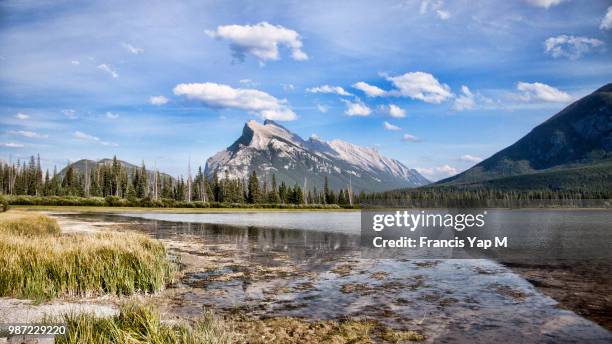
[61,210,612,343]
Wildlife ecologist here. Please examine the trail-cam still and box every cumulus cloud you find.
[173,82,297,121]
[415,165,458,181]
[306,85,351,96]
[352,81,385,97]
[402,133,421,142]
[342,99,371,116]
[460,154,483,163]
[525,0,565,8]
[2,142,24,148]
[453,85,476,111]
[600,6,612,30]
[97,64,118,78]
[383,121,401,131]
[8,130,48,139]
[517,82,572,102]
[316,104,328,113]
[206,22,307,62]
[149,95,169,105]
[386,72,453,103]
[70,60,80,65]
[544,35,604,60]
[122,42,144,54]
[387,104,406,118]
[105,112,120,119]
[14,113,29,120]
[74,131,118,146]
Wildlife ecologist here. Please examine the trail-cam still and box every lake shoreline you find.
[2,209,610,343]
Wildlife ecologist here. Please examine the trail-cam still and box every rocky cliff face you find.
[205,120,429,192]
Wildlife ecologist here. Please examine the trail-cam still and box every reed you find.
[0,211,174,300]
[56,302,233,344]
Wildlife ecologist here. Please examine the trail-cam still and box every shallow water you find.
[63,211,612,343]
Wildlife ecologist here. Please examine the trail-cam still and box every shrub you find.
[0,195,8,212]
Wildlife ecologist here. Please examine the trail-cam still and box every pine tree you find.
[247,170,260,203]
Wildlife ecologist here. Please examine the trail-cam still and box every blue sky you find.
[1,0,611,180]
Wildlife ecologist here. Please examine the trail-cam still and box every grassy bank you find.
[0,211,175,300]
[55,302,424,344]
[5,195,354,209]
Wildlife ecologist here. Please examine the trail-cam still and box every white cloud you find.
[206,22,307,62]
[62,109,77,118]
[453,85,476,111]
[105,112,120,119]
[2,142,24,148]
[281,83,295,91]
[8,130,47,139]
[525,0,565,9]
[70,60,80,65]
[517,82,572,103]
[402,133,421,142]
[316,104,328,113]
[544,35,604,60]
[383,121,401,131]
[460,154,483,163]
[74,131,118,146]
[122,42,144,55]
[352,81,385,97]
[600,6,612,30]
[14,112,29,120]
[436,10,450,20]
[386,72,453,103]
[342,99,371,116]
[310,133,319,140]
[420,1,450,20]
[387,104,406,118]
[306,85,351,96]
[97,64,118,78]
[416,165,458,181]
[149,95,169,105]
[173,82,297,121]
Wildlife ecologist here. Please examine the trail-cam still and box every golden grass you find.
[56,302,233,344]
[0,211,175,300]
[55,302,425,344]
[0,211,60,236]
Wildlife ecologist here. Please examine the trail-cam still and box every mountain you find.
[59,159,174,181]
[438,83,612,188]
[204,120,429,192]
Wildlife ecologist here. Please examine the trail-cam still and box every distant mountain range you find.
[204,120,429,192]
[60,159,174,181]
[437,83,612,191]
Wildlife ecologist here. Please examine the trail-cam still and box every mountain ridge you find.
[438,83,612,186]
[205,120,429,192]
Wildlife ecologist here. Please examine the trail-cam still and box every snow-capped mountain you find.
[204,120,429,192]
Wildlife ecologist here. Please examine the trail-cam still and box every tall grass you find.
[0,211,175,300]
[56,302,233,344]
[0,211,60,236]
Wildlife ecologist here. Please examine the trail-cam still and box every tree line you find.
[0,155,360,206]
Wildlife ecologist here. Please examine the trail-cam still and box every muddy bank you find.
[503,260,612,331]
